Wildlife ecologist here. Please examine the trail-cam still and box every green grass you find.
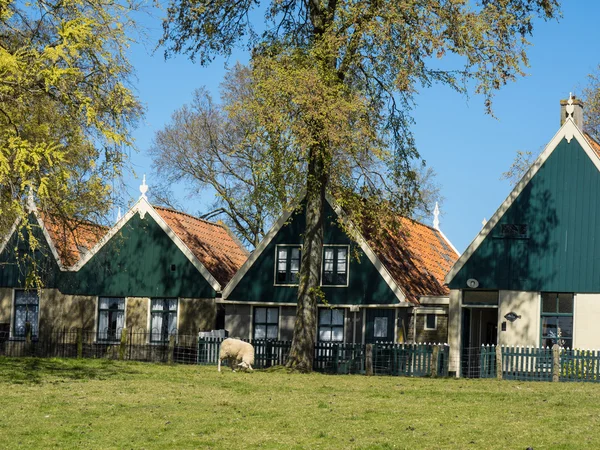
[1,358,599,449]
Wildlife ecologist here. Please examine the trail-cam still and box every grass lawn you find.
[1,358,599,449]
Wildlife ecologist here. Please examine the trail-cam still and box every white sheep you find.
[217,338,255,372]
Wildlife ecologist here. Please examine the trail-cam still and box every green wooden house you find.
[445,96,600,376]
[222,195,459,345]
[0,185,247,343]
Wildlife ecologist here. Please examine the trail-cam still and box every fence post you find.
[119,327,127,361]
[77,328,83,359]
[168,335,176,364]
[552,344,560,382]
[496,345,503,380]
[431,345,439,377]
[365,344,373,376]
[25,322,31,344]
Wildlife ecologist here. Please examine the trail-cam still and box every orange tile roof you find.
[584,132,600,158]
[365,218,459,304]
[42,215,108,267]
[154,206,248,286]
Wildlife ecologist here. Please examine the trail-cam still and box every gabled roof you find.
[154,206,249,287]
[1,197,248,291]
[42,215,108,267]
[366,218,459,302]
[445,116,600,285]
[223,194,459,304]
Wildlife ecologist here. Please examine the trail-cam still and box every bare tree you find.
[150,64,304,248]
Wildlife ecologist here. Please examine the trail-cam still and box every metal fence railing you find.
[198,337,448,377]
[0,329,449,377]
[468,345,600,383]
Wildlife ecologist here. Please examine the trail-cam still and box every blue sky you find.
[123,2,600,252]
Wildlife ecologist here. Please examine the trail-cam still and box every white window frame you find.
[251,305,280,340]
[11,289,40,340]
[97,296,126,343]
[317,307,345,343]
[273,244,302,286]
[149,298,179,344]
[320,244,350,288]
[424,313,437,331]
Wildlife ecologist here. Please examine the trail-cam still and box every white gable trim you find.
[0,217,21,257]
[223,192,411,304]
[222,199,301,299]
[326,195,408,304]
[70,197,222,291]
[445,119,597,284]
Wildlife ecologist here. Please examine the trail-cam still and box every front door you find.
[365,309,395,343]
[461,307,498,377]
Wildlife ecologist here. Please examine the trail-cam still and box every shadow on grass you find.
[0,357,142,384]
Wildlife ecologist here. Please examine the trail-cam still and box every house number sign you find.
[504,312,521,322]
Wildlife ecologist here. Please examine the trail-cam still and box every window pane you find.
[331,327,343,342]
[290,271,300,283]
[335,272,347,285]
[541,293,556,313]
[255,307,266,323]
[319,310,331,325]
[331,309,344,325]
[558,294,573,314]
[254,324,266,339]
[168,299,178,311]
[278,260,287,272]
[267,308,278,324]
[291,248,300,260]
[277,271,287,283]
[557,316,573,339]
[336,258,347,274]
[374,317,388,338]
[99,297,109,309]
[152,299,164,311]
[324,248,334,260]
[16,291,38,305]
[167,312,177,335]
[324,260,334,273]
[426,314,436,329]
[278,249,287,261]
[462,291,499,305]
[267,325,278,339]
[542,317,557,338]
[15,307,26,336]
[319,328,331,342]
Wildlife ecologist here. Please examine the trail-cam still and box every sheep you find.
[217,338,255,372]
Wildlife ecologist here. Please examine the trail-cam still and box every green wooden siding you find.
[61,213,216,298]
[450,137,600,292]
[0,216,60,288]
[228,202,399,305]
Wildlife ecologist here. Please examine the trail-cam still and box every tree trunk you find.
[286,144,329,372]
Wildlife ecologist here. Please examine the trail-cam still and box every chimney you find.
[560,94,584,129]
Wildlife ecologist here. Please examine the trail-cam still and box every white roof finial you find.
[433,202,440,230]
[566,92,575,119]
[26,186,35,213]
[139,174,148,200]
[116,206,122,222]
[482,217,487,228]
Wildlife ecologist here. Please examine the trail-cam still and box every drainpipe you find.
[413,307,418,343]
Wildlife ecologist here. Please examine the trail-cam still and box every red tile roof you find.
[42,215,108,267]
[365,218,459,304]
[154,206,248,286]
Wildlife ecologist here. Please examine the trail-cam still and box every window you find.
[425,314,437,330]
[14,290,39,338]
[275,246,301,284]
[253,307,279,340]
[318,309,344,342]
[541,292,573,348]
[374,317,388,338]
[97,297,125,342]
[150,298,178,343]
[462,290,499,305]
[322,246,349,286]
[501,224,528,238]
